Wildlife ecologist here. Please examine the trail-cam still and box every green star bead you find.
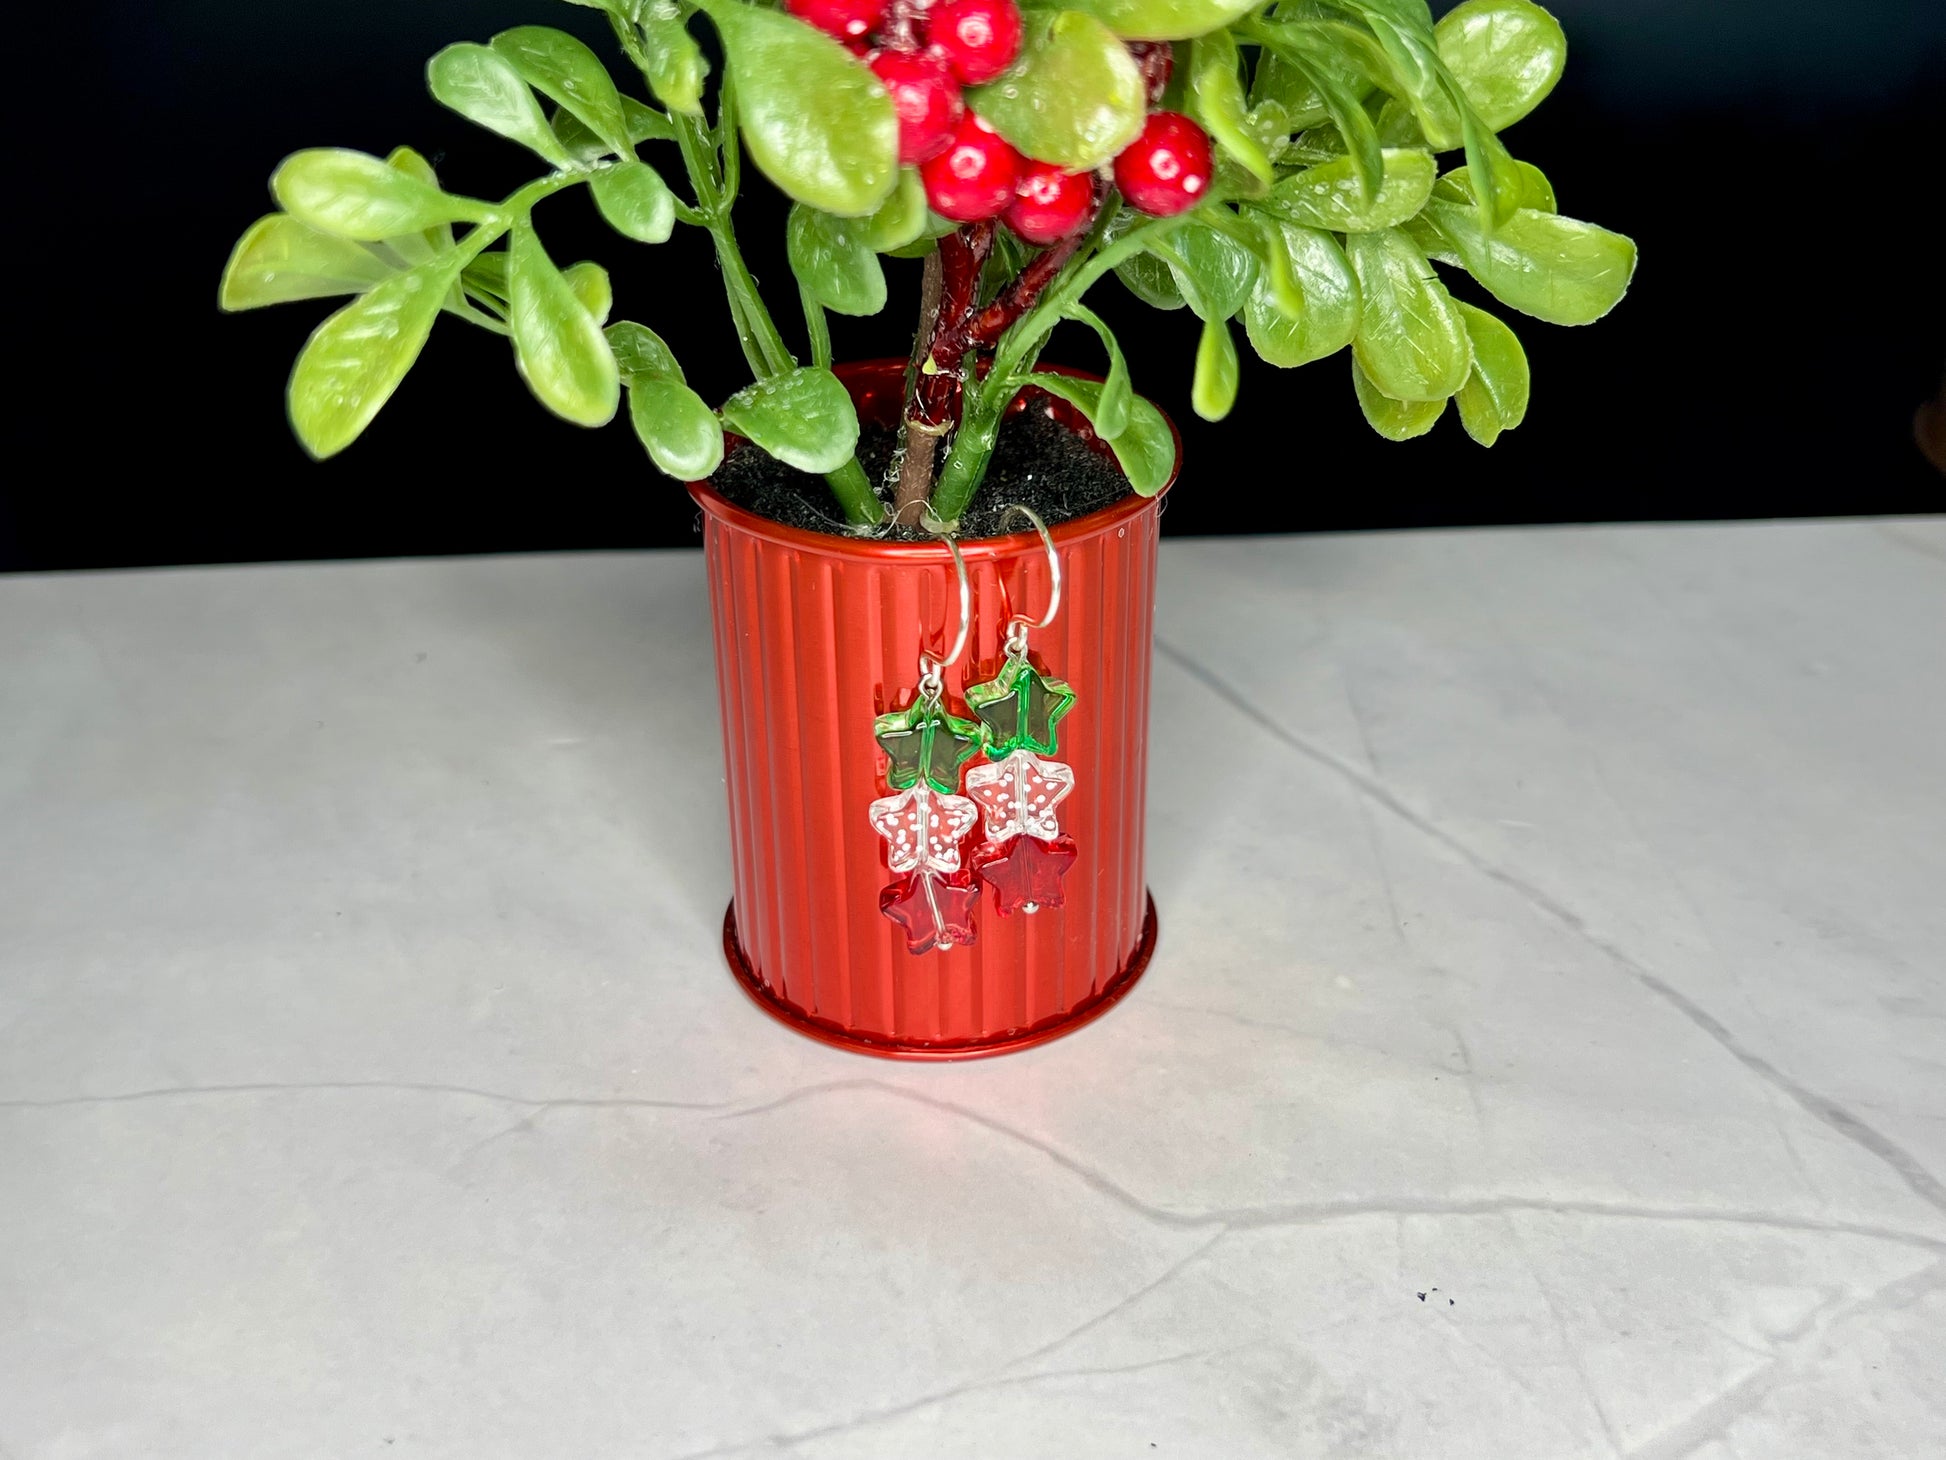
[966,657,1077,758]
[874,700,983,795]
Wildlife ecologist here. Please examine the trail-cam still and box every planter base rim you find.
[721,896,1159,1061]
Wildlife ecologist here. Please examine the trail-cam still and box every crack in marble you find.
[996,1228,1231,1374]
[664,1346,1231,1460]
[722,1078,1946,1256]
[1619,1258,1946,1460]
[1153,637,1946,1224]
[0,1080,736,1113]
[1506,1213,1625,1458]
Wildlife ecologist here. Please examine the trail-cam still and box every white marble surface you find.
[3,518,1943,1460]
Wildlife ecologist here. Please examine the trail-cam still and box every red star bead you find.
[880,872,981,954]
[971,833,1077,916]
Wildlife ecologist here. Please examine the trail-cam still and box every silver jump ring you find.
[998,504,1061,655]
[918,512,972,695]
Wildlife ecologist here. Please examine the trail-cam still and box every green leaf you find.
[1056,0,1259,42]
[1156,220,1258,321]
[1351,357,1446,439]
[606,320,686,383]
[1281,34,1385,198]
[719,367,860,473]
[1435,0,1567,132]
[1062,303,1133,439]
[1262,147,1435,232]
[630,376,725,478]
[1452,301,1529,445]
[1115,249,1187,309]
[862,168,928,252]
[1345,227,1471,401]
[1457,101,1522,226]
[491,26,632,159]
[1027,375,1176,495]
[786,204,888,315]
[1185,30,1274,186]
[508,222,620,427]
[1191,316,1240,420]
[968,11,1145,171]
[382,147,457,262]
[219,215,396,310]
[428,42,575,166]
[591,161,677,243]
[1412,200,1637,325]
[554,98,679,162]
[1242,220,1361,368]
[270,149,494,242]
[638,7,709,116]
[1434,159,1555,212]
[562,260,613,325]
[707,2,898,217]
[287,251,466,458]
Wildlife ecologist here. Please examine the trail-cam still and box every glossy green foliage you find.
[1263,148,1435,232]
[1187,30,1273,185]
[787,205,887,315]
[1028,376,1175,495]
[708,2,898,217]
[1452,301,1529,445]
[1345,227,1471,401]
[608,321,725,479]
[1059,0,1259,43]
[381,147,458,262]
[553,97,679,163]
[428,43,575,166]
[1241,220,1360,368]
[287,253,466,458]
[1192,316,1240,420]
[271,150,493,242]
[1351,358,1445,439]
[1411,200,1636,325]
[220,216,395,309]
[863,170,929,252]
[1156,221,1257,321]
[1250,22,1385,199]
[492,26,634,158]
[1063,304,1133,438]
[563,260,613,323]
[1434,159,1556,213]
[719,368,861,473]
[1435,0,1567,132]
[637,8,709,116]
[969,11,1145,172]
[591,161,677,243]
[1115,249,1188,310]
[508,222,620,427]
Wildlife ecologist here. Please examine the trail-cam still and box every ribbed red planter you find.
[690,360,1176,1059]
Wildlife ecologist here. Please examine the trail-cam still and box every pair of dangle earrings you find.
[868,507,1080,955]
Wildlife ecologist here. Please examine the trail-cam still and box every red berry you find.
[920,112,1022,221]
[1113,111,1212,217]
[869,47,964,165]
[1004,160,1094,244]
[927,0,1023,85]
[786,0,886,43]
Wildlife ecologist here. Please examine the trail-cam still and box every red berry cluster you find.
[787,0,1213,240]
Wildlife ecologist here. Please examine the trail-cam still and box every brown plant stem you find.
[892,250,946,525]
[967,192,1101,347]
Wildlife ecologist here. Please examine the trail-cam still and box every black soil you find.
[711,402,1132,541]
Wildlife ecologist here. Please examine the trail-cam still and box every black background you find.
[6,0,1943,571]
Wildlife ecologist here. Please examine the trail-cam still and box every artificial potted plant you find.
[222,0,1634,1056]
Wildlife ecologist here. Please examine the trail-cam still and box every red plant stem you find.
[913,221,995,430]
[879,0,928,52]
[967,202,1098,347]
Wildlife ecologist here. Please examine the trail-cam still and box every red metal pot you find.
[690,360,1177,1059]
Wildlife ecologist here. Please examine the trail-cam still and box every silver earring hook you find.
[998,504,1061,658]
[916,512,971,703]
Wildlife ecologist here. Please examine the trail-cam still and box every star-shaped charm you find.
[874,699,983,795]
[965,657,1076,758]
[971,833,1078,916]
[965,750,1074,843]
[880,871,980,954]
[868,785,980,875]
